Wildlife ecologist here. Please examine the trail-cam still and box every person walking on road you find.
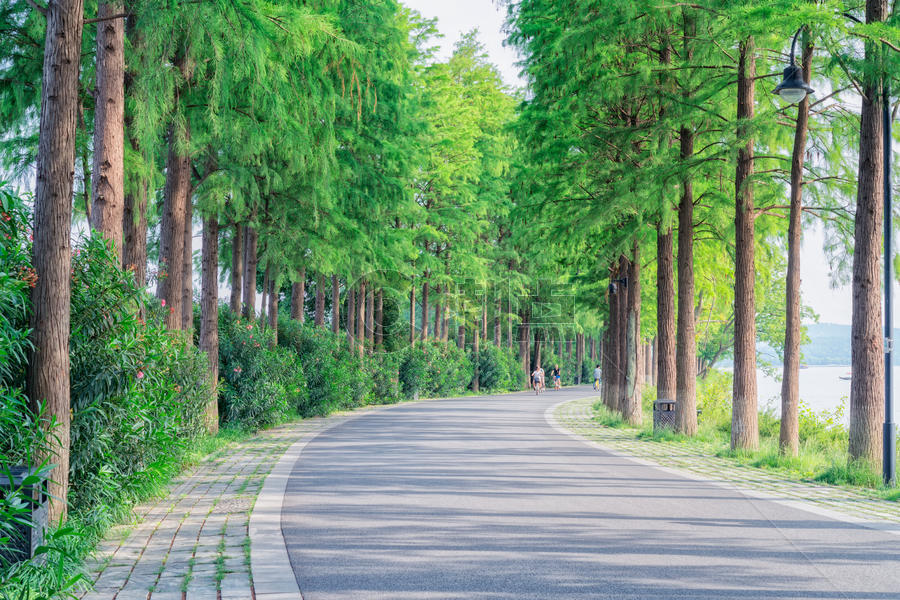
[593,364,601,390]
[552,365,561,390]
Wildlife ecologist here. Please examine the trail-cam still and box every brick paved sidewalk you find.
[553,397,900,526]
[78,410,359,600]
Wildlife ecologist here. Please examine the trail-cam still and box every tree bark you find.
[229,224,242,313]
[122,180,148,287]
[494,295,501,346]
[576,333,584,385]
[458,323,466,350]
[90,0,125,260]
[357,279,366,358]
[433,286,442,343]
[268,271,278,344]
[331,274,340,334]
[421,279,429,341]
[780,37,813,457]
[408,284,415,347]
[315,272,325,327]
[200,214,219,434]
[157,125,190,330]
[181,192,193,335]
[28,0,84,524]
[290,269,305,322]
[675,9,698,435]
[657,223,677,402]
[366,285,374,354]
[259,265,269,328]
[241,225,257,318]
[481,296,488,342]
[473,323,480,392]
[850,0,888,465]
[519,307,529,388]
[732,36,759,451]
[375,289,384,350]
[623,245,642,425]
[348,287,356,347]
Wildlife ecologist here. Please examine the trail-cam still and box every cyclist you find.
[593,364,601,390]
[531,366,542,394]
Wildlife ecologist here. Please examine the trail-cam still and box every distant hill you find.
[718,322,891,368]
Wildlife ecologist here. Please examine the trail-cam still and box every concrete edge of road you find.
[544,398,900,539]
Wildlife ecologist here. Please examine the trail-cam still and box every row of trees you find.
[506,0,897,463]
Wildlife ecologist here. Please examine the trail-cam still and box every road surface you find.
[282,387,900,599]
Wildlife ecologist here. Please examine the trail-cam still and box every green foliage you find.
[474,345,519,391]
[68,235,210,524]
[218,309,306,428]
[0,184,32,386]
[399,341,473,399]
[277,318,370,415]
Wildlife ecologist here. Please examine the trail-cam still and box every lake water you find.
[752,365,900,425]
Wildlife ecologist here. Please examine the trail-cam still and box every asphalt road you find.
[282,386,900,599]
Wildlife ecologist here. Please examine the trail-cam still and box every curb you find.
[545,398,900,538]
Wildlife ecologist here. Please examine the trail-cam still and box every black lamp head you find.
[774,64,814,104]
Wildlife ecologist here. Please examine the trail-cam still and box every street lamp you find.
[774,28,815,104]
[774,26,895,486]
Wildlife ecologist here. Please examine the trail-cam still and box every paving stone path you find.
[78,411,357,600]
[554,396,900,525]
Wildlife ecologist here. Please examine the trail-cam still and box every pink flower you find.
[136,370,144,379]
[161,299,166,307]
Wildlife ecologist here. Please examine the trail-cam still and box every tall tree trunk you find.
[494,295,501,346]
[780,37,813,457]
[408,284,415,347]
[850,0,888,465]
[590,337,596,363]
[200,214,219,434]
[676,127,698,433]
[331,274,340,334]
[90,0,125,259]
[533,328,542,372]
[433,286,441,343]
[357,279,366,358]
[657,223,677,402]
[290,269,305,322]
[366,285,374,354]
[157,125,190,330]
[576,333,584,385]
[458,323,465,350]
[122,181,148,287]
[623,245,642,425]
[241,225,257,318]
[259,265,269,328]
[473,324,480,392]
[28,0,84,524]
[506,295,513,350]
[421,279,429,341]
[519,308,529,388]
[675,9,698,434]
[481,297,488,342]
[375,289,383,350]
[348,287,357,347]
[121,15,146,284]
[441,300,449,342]
[314,273,325,327]
[732,36,759,451]
[602,326,613,408]
[181,193,193,336]
[268,271,278,344]
[566,338,573,360]
[229,224,242,313]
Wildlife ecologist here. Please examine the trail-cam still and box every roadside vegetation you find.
[591,370,900,499]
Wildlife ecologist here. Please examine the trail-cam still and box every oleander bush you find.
[277,318,371,414]
[473,344,519,391]
[218,309,307,427]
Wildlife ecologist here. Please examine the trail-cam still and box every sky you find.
[400,0,900,327]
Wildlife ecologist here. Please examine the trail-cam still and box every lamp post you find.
[774,27,895,486]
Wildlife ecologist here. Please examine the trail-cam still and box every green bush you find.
[474,344,519,391]
[218,309,307,427]
[277,318,370,414]
[68,235,211,522]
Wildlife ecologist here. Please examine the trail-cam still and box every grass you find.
[589,391,900,501]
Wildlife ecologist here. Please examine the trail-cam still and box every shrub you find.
[474,344,519,391]
[0,184,32,387]
[277,318,369,414]
[68,235,211,522]
[218,309,307,428]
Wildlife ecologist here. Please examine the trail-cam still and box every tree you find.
[27,0,85,524]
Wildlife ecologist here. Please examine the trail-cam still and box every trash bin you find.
[0,466,48,564]
[653,399,677,431]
